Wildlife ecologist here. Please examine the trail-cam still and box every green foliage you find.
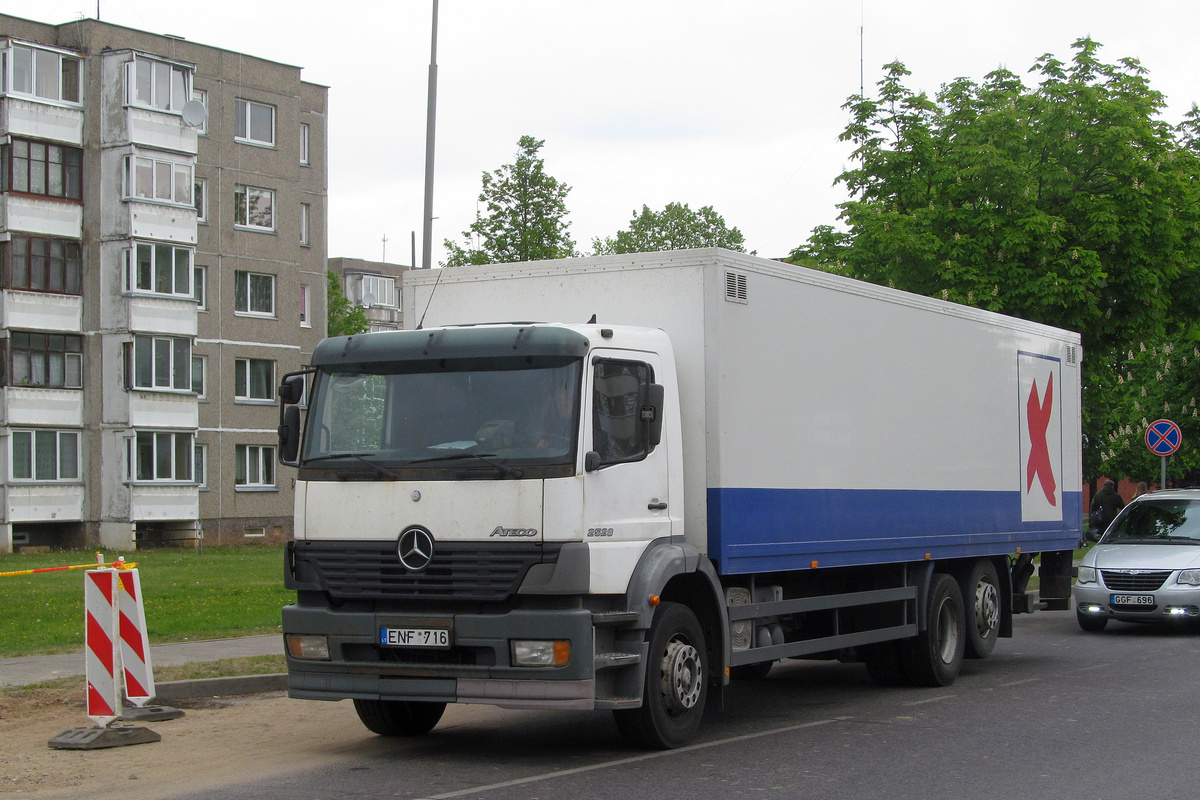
[592,201,747,255]
[0,547,291,657]
[327,270,368,337]
[443,135,576,266]
[792,38,1200,481]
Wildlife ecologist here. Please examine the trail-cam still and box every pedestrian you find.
[1089,479,1125,540]
[1134,481,1149,498]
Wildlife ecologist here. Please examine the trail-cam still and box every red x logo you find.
[1025,373,1057,506]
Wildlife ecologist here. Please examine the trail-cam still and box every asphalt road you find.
[175,610,1200,800]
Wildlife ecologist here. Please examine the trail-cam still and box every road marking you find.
[1000,678,1041,687]
[416,716,852,799]
[900,695,955,706]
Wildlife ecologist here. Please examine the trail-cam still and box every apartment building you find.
[0,14,327,552]
[328,257,409,332]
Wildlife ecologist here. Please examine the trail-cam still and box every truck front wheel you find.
[901,573,965,687]
[614,601,707,749]
[353,699,446,737]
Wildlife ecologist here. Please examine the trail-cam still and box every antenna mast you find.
[420,1,439,270]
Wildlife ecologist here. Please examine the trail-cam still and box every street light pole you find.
[420,0,439,270]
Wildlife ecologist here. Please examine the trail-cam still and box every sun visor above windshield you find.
[311,325,590,368]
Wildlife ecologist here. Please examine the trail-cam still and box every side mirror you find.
[643,384,665,448]
[279,374,306,405]
[584,450,601,473]
[278,405,300,465]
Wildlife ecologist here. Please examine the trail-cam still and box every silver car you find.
[1074,489,1200,632]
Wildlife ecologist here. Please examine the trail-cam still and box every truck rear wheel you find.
[353,699,446,736]
[901,573,965,687]
[614,601,707,749]
[961,559,1001,659]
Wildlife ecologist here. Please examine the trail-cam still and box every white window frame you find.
[235,99,276,147]
[129,430,194,483]
[300,123,310,165]
[10,429,80,482]
[124,154,194,206]
[191,354,207,400]
[192,88,208,136]
[299,284,311,328]
[300,203,310,246]
[6,43,82,106]
[359,274,396,308]
[235,444,276,489]
[194,177,208,223]
[235,357,275,403]
[234,270,275,317]
[194,443,208,488]
[193,265,207,310]
[125,242,194,298]
[132,334,192,392]
[125,56,190,113]
[233,184,276,232]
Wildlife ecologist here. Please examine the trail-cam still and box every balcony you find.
[0,194,82,239]
[0,290,82,333]
[0,387,82,427]
[6,483,84,523]
[0,96,84,145]
[129,482,199,521]
[128,390,198,430]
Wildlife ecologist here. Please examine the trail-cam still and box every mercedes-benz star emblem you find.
[397,527,434,572]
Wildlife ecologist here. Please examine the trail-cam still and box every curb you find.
[151,673,288,700]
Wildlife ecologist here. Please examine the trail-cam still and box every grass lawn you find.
[0,546,291,658]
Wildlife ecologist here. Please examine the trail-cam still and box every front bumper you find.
[1073,581,1200,623]
[283,604,598,710]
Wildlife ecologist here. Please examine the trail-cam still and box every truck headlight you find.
[285,634,331,660]
[1076,566,1097,585]
[1178,569,1200,586]
[511,640,570,667]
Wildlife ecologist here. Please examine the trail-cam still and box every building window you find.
[132,335,192,391]
[300,203,310,246]
[5,235,81,294]
[7,332,82,388]
[194,443,208,488]
[236,444,275,488]
[3,139,82,200]
[7,44,81,105]
[233,185,275,231]
[299,285,311,327]
[234,271,275,316]
[300,123,310,165]
[125,242,193,298]
[235,358,275,402]
[127,56,189,112]
[11,429,79,481]
[192,89,208,135]
[358,274,396,308]
[235,99,275,147]
[124,155,193,206]
[193,265,207,310]
[194,177,207,223]
[191,354,207,400]
[131,431,194,482]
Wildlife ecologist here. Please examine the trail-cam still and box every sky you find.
[13,1,1200,266]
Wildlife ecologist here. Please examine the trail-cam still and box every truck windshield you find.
[300,356,582,477]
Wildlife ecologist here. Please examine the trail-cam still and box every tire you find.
[1076,609,1109,632]
[614,602,707,749]
[961,559,1001,660]
[353,699,446,736]
[730,660,774,680]
[900,573,965,687]
[862,640,911,687]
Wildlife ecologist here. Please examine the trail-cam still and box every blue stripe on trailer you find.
[707,487,1082,575]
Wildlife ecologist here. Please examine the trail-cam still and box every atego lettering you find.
[489,526,538,538]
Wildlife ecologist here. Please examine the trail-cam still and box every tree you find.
[592,202,747,255]
[443,135,575,266]
[791,39,1200,481]
[326,270,368,337]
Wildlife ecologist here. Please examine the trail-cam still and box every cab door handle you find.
[648,501,668,510]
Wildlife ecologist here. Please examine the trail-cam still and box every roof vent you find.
[724,271,748,304]
[1066,345,1078,366]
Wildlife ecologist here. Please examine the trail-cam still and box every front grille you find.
[1101,570,1171,591]
[291,540,557,602]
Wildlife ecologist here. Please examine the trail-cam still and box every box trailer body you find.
[280,249,1081,749]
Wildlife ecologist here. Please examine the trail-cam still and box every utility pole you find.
[420,0,439,270]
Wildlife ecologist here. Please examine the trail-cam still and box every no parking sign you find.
[1146,419,1182,488]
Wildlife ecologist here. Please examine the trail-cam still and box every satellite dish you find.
[362,292,377,307]
[181,99,207,128]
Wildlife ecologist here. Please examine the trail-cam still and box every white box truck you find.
[278,249,1081,748]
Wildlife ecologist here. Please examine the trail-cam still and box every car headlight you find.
[1076,566,1097,585]
[1178,569,1200,586]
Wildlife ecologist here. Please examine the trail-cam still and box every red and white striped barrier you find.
[84,563,155,725]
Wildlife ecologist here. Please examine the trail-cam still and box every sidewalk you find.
[0,634,283,692]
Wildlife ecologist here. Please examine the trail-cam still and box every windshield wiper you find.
[410,451,523,478]
[302,452,398,480]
